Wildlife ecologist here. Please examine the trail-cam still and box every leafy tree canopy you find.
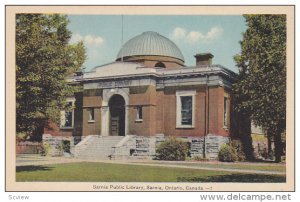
[233,15,286,162]
[16,14,86,140]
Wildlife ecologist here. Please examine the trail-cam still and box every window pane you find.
[61,101,73,128]
[136,106,143,120]
[64,111,73,127]
[181,96,192,125]
[224,97,227,127]
[88,108,94,121]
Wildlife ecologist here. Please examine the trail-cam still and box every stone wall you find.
[113,135,164,160]
[112,134,229,160]
[205,134,230,159]
[44,132,229,160]
[189,137,205,157]
[42,134,74,157]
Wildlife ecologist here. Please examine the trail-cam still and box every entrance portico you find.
[108,94,125,136]
[101,88,129,136]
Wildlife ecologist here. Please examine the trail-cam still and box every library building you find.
[43,31,237,159]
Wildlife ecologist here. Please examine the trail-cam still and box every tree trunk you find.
[30,123,45,142]
[240,112,254,160]
[267,132,272,159]
[274,132,282,163]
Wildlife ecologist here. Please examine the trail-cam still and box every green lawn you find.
[147,162,286,172]
[16,162,285,182]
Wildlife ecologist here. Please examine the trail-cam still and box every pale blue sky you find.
[67,15,247,72]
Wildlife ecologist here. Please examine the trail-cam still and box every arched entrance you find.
[108,94,125,136]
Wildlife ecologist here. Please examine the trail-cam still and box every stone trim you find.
[101,88,129,136]
[176,90,196,128]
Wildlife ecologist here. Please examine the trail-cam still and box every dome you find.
[116,31,184,62]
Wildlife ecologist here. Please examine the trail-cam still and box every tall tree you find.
[16,14,86,141]
[233,15,286,162]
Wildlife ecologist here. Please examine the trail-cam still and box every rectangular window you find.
[224,97,228,127]
[136,106,143,121]
[60,101,74,128]
[176,90,196,128]
[87,108,95,122]
[181,96,193,125]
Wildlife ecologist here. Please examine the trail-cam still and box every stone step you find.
[73,135,124,160]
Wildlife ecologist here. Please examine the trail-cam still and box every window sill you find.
[60,127,74,130]
[135,119,143,123]
[176,125,194,129]
[223,126,228,130]
[88,120,95,123]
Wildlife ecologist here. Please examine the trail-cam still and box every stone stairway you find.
[73,135,124,160]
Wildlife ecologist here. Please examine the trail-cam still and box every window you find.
[154,62,166,68]
[87,108,95,122]
[136,106,143,121]
[60,100,75,128]
[180,96,193,125]
[224,97,228,127]
[176,91,196,128]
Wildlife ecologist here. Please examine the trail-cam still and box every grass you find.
[16,162,286,182]
[177,174,285,182]
[147,161,286,172]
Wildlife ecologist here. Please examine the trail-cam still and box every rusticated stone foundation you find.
[42,134,74,157]
[43,133,229,160]
[112,134,229,160]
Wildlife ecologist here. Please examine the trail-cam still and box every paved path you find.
[16,154,85,166]
[16,154,285,175]
[128,161,285,175]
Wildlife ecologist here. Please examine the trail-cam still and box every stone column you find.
[101,106,109,136]
[125,105,129,135]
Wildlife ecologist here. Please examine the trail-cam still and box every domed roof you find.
[116,31,184,62]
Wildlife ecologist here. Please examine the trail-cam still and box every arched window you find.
[154,62,166,68]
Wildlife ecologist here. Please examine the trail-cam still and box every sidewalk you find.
[16,154,286,175]
[16,154,85,166]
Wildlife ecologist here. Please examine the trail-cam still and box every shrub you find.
[41,142,51,156]
[192,155,208,161]
[218,144,238,162]
[16,132,28,142]
[230,140,246,161]
[268,149,275,160]
[155,138,189,161]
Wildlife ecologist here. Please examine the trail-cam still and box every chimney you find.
[194,53,214,66]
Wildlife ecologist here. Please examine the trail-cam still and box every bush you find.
[155,138,189,161]
[192,155,208,161]
[218,144,238,162]
[230,140,246,161]
[41,142,51,156]
[16,132,28,142]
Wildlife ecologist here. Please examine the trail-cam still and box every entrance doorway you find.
[108,94,125,136]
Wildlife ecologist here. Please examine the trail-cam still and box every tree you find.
[233,15,286,162]
[16,14,86,141]
[230,102,254,161]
